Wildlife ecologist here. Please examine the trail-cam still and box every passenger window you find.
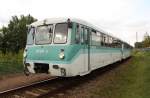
[96,32,101,45]
[107,36,111,47]
[110,37,113,47]
[81,26,84,43]
[91,30,100,46]
[84,28,88,44]
[112,39,121,48]
[105,35,109,46]
[102,34,106,46]
[99,32,103,45]
[101,34,104,46]
[91,31,96,45]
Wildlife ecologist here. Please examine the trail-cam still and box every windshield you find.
[35,25,53,44]
[27,27,34,45]
[54,23,68,44]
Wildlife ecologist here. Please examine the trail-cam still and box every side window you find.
[91,30,96,45]
[101,34,109,47]
[107,36,111,47]
[124,43,129,49]
[96,32,101,46]
[75,24,80,43]
[102,34,106,46]
[91,30,100,46]
[100,32,103,46]
[105,35,109,46]
[97,32,102,41]
[112,38,121,48]
[81,26,84,43]
[112,38,117,48]
[84,28,88,44]
[109,36,113,47]
[118,40,122,48]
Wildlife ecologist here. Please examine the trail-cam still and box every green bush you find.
[0,50,24,75]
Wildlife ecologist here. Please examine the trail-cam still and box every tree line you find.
[135,32,150,48]
[0,15,37,54]
[1,15,149,53]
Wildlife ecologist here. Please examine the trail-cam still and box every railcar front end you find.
[23,20,87,77]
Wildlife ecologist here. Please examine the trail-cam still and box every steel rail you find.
[0,77,57,95]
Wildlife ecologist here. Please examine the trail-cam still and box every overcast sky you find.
[0,0,150,46]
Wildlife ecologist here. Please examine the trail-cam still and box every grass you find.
[0,50,150,98]
[90,51,150,98]
[0,51,24,75]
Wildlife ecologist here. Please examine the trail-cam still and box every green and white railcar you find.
[23,18,132,77]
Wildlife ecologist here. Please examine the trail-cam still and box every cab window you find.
[27,27,35,45]
[54,23,68,44]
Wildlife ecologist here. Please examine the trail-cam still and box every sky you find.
[0,0,150,46]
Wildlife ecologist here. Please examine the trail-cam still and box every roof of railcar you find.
[30,18,116,38]
[30,18,131,46]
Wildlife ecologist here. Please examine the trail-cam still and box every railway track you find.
[0,77,58,98]
[0,75,85,98]
[0,58,130,98]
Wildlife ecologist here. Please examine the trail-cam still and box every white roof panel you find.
[30,17,125,43]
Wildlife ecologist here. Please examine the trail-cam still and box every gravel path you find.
[0,73,52,92]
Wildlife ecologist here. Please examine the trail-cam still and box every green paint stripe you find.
[26,47,131,64]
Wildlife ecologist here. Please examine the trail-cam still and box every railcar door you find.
[121,43,124,59]
[81,27,90,72]
[87,28,90,71]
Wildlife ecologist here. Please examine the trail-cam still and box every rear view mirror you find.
[68,22,72,28]
[67,19,72,28]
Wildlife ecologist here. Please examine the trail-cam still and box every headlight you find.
[23,52,27,58]
[59,52,65,59]
[23,48,27,58]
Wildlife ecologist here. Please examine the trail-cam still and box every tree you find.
[0,27,9,54]
[0,14,37,54]
[135,42,143,48]
[143,32,150,48]
[134,32,150,48]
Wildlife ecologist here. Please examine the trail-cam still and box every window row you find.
[91,30,122,48]
[75,23,126,48]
